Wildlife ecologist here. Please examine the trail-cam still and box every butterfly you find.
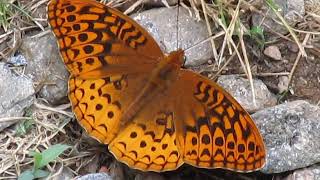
[47,0,266,172]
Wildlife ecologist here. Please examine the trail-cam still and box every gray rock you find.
[144,0,178,6]
[81,155,100,174]
[252,0,305,35]
[108,161,125,180]
[252,100,320,173]
[19,33,69,105]
[7,54,28,66]
[132,7,213,66]
[0,63,35,131]
[52,167,74,180]
[121,0,178,10]
[284,0,305,24]
[283,164,320,180]
[135,172,165,180]
[217,75,277,112]
[76,173,113,180]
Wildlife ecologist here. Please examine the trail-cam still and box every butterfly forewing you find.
[48,0,164,145]
[48,0,164,78]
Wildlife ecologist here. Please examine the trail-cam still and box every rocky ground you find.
[0,0,319,179]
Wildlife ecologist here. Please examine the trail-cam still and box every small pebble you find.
[264,45,282,61]
[278,76,289,93]
[287,42,299,53]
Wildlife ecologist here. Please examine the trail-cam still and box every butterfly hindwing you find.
[173,70,266,172]
[108,93,183,172]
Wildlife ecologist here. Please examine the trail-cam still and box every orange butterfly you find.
[47,0,266,172]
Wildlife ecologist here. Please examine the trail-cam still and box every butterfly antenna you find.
[184,30,224,52]
[176,0,180,50]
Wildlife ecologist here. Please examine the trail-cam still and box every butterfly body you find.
[48,0,266,172]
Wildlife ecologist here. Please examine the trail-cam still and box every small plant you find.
[0,0,13,31]
[216,0,230,28]
[277,89,292,103]
[0,0,42,31]
[15,108,35,136]
[15,118,35,136]
[18,144,70,180]
[248,26,265,49]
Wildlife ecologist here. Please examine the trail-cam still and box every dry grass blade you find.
[29,0,47,11]
[0,116,32,123]
[123,0,144,15]
[287,33,311,90]
[239,24,256,106]
[217,1,250,78]
[181,1,195,17]
[211,0,256,105]
[292,28,320,35]
[266,0,307,57]
[200,0,218,61]
[231,72,290,77]
[34,102,73,118]
[185,30,225,52]
[212,49,237,79]
[161,0,170,8]
[30,29,50,38]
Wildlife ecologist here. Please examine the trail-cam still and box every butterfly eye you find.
[113,81,122,90]
[182,56,187,66]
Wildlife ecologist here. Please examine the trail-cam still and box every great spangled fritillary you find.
[48,0,266,172]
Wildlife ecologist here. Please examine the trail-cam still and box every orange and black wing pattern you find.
[48,0,164,78]
[173,70,266,172]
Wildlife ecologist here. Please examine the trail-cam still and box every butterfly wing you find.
[173,69,266,172]
[48,0,164,78]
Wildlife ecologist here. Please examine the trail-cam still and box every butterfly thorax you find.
[149,49,184,87]
[119,49,184,128]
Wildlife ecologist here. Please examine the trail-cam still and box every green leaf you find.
[37,144,70,169]
[33,169,50,178]
[250,26,264,36]
[15,118,34,136]
[266,0,280,11]
[18,170,34,180]
[31,151,43,170]
[248,26,265,49]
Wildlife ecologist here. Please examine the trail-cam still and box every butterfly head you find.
[167,49,185,67]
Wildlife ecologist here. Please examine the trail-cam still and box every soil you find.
[259,41,320,104]
[217,37,320,105]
